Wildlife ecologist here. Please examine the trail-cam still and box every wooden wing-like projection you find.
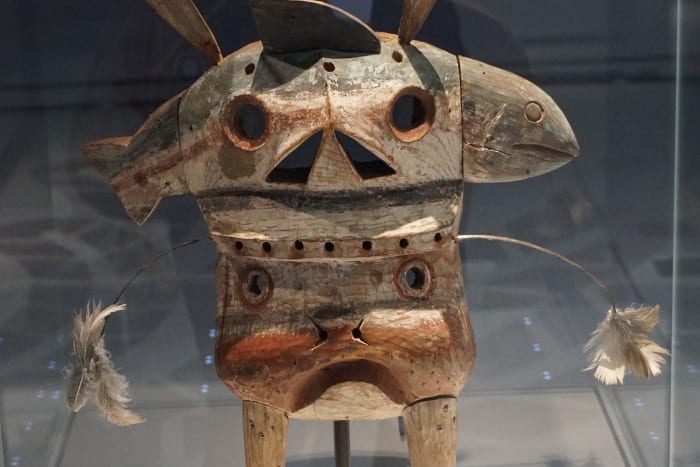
[251,0,381,54]
[145,0,223,64]
[398,0,438,43]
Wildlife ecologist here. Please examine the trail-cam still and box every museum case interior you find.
[0,0,697,466]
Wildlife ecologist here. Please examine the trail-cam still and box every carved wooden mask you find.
[84,0,579,421]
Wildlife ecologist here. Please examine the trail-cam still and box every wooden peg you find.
[403,397,458,467]
[242,401,288,467]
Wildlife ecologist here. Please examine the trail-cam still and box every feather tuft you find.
[584,305,670,385]
[65,302,144,426]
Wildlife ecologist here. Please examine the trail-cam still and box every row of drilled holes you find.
[234,233,444,254]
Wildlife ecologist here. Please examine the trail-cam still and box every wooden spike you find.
[251,0,380,54]
[398,0,438,44]
[145,0,223,64]
[242,401,288,467]
[403,397,458,467]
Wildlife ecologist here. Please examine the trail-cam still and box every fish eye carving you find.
[524,101,545,123]
[223,95,269,151]
[389,86,436,142]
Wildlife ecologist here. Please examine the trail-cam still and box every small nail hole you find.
[245,63,255,75]
[323,62,335,72]
[318,329,328,341]
[399,238,409,248]
[294,240,304,251]
[352,328,362,339]
[434,232,443,242]
[235,241,244,250]
[324,242,335,252]
[362,240,373,251]
[262,242,272,253]
[392,51,403,63]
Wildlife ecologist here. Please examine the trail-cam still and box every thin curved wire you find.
[112,239,199,304]
[456,234,618,313]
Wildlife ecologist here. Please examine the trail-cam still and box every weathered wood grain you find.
[459,55,579,182]
[179,34,463,196]
[403,397,458,467]
[292,382,404,420]
[242,401,288,467]
[306,130,363,190]
[215,244,475,419]
[398,0,437,44]
[83,3,581,464]
[199,181,461,245]
[251,0,380,54]
[83,93,187,224]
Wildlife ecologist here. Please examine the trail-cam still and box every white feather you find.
[584,305,669,385]
[65,302,144,426]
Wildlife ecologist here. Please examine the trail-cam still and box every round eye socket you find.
[405,267,426,289]
[525,101,544,123]
[389,87,435,142]
[394,258,434,299]
[239,267,273,307]
[224,95,269,150]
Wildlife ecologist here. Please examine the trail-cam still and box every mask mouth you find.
[510,142,580,162]
[289,359,407,413]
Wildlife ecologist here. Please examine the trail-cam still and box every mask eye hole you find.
[239,267,273,307]
[524,101,544,123]
[223,95,269,150]
[389,87,435,142]
[394,258,434,300]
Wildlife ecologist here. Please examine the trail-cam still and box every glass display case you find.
[0,1,697,466]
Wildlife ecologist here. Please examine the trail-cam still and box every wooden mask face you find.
[83,0,579,420]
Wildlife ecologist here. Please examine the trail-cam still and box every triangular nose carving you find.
[307,130,363,189]
[266,130,396,187]
[266,132,321,184]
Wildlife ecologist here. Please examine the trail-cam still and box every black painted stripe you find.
[197,179,463,212]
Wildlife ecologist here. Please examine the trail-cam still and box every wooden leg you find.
[402,397,457,467]
[242,401,288,467]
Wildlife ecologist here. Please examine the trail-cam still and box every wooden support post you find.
[402,397,457,467]
[333,420,350,467]
[242,401,288,467]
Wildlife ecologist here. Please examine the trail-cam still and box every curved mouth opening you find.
[510,142,579,160]
[289,359,407,411]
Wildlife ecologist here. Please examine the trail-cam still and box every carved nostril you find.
[351,319,369,345]
[309,316,329,350]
